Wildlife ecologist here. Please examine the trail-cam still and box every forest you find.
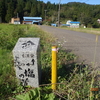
[0,0,100,28]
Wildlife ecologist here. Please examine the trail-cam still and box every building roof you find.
[70,21,80,24]
[23,17,42,20]
[23,20,41,23]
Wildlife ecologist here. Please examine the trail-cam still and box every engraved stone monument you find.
[12,38,41,87]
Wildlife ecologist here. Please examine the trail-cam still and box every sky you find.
[41,0,100,5]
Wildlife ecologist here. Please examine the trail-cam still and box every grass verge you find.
[0,24,100,100]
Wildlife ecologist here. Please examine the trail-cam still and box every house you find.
[11,18,20,24]
[23,17,42,25]
[70,21,80,28]
[66,20,80,28]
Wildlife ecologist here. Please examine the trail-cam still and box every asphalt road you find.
[39,25,100,69]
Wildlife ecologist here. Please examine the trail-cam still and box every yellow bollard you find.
[52,46,57,90]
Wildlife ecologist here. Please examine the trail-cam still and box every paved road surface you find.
[39,25,100,69]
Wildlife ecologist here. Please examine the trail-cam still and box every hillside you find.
[0,0,100,27]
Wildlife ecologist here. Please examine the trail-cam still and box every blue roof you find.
[23,17,42,20]
[70,21,80,24]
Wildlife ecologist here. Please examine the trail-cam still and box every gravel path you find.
[39,25,100,69]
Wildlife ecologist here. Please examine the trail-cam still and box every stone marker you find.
[12,38,41,87]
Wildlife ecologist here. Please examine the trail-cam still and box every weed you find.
[0,24,100,100]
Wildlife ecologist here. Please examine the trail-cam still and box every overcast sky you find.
[41,0,100,5]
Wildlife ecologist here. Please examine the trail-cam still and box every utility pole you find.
[58,0,61,27]
[44,10,47,21]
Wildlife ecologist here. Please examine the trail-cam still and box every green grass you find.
[0,24,54,99]
[0,24,100,100]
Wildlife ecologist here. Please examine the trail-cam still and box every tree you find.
[0,0,100,27]
[30,5,37,17]
[5,2,14,22]
[24,1,31,11]
[0,0,6,22]
[16,0,24,13]
[41,4,45,19]
[37,1,42,16]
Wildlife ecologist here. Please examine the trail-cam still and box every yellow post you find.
[52,46,57,90]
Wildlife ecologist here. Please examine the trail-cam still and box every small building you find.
[23,17,42,25]
[70,21,80,28]
[66,20,80,28]
[11,18,20,24]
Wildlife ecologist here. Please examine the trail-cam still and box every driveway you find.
[39,25,100,69]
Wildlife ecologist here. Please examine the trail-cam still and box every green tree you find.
[5,2,14,22]
[16,0,24,13]
[41,3,45,19]
[30,5,37,17]
[24,1,31,16]
[0,0,6,22]
[37,1,42,16]
[24,1,31,11]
